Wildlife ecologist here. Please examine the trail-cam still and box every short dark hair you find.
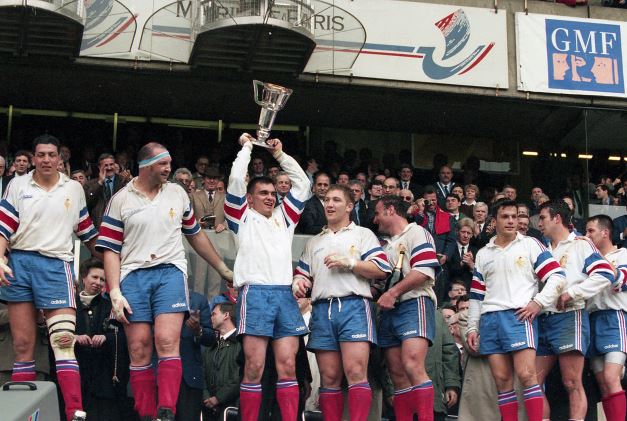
[98,153,115,163]
[538,200,570,228]
[456,295,470,312]
[596,184,609,192]
[314,171,330,183]
[446,193,461,202]
[379,194,410,215]
[71,169,85,176]
[32,134,60,152]
[587,214,613,232]
[423,186,437,196]
[369,179,383,188]
[441,303,457,312]
[337,171,350,179]
[247,176,274,195]
[14,149,32,160]
[79,258,104,281]
[492,199,518,216]
[137,142,167,162]
[217,302,235,324]
[399,163,413,172]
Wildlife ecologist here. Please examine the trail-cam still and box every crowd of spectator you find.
[0,133,625,421]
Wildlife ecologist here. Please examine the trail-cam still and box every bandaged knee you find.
[47,314,77,360]
[591,352,626,375]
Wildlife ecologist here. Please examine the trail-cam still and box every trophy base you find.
[250,139,272,148]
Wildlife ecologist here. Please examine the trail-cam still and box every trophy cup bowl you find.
[252,80,293,148]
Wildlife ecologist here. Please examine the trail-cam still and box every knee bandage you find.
[590,352,626,375]
[47,314,77,360]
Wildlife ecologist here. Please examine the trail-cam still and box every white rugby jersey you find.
[224,144,310,288]
[295,222,391,301]
[96,179,200,281]
[545,232,616,313]
[0,172,97,261]
[468,233,565,332]
[587,247,627,312]
[381,223,440,304]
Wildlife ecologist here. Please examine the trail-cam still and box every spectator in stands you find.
[613,206,627,248]
[615,179,627,205]
[415,187,457,301]
[267,165,280,180]
[337,171,350,185]
[444,279,467,308]
[298,172,330,235]
[604,0,627,8]
[274,171,292,207]
[216,180,225,194]
[173,168,195,195]
[0,155,8,197]
[461,184,479,217]
[561,194,585,234]
[177,291,214,421]
[398,164,422,198]
[426,310,461,421]
[202,302,242,421]
[445,193,466,221]
[595,184,613,205]
[452,185,464,201]
[349,180,367,227]
[84,153,128,229]
[191,169,226,232]
[250,157,266,178]
[11,150,31,177]
[71,170,87,186]
[517,203,543,241]
[529,193,550,230]
[435,165,457,209]
[383,177,400,196]
[366,180,383,206]
[471,202,493,248]
[355,172,368,186]
[192,156,210,190]
[448,218,477,292]
[60,145,72,176]
[529,186,544,215]
[74,258,134,421]
[503,185,517,201]
[304,157,319,186]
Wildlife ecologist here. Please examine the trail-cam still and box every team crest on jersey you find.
[348,245,359,258]
[64,197,71,211]
[559,254,568,268]
[515,256,526,268]
[168,208,175,220]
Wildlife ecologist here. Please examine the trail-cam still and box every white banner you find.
[77,0,508,89]
[304,0,509,89]
[516,12,627,98]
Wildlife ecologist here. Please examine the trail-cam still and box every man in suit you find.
[274,172,292,207]
[191,169,226,232]
[433,165,457,209]
[84,153,127,229]
[190,169,227,297]
[447,218,478,292]
[297,172,330,234]
[349,180,368,227]
[177,291,215,421]
[613,206,627,248]
[398,164,423,198]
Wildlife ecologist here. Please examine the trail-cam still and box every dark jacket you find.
[202,331,242,420]
[297,197,326,235]
[415,208,457,260]
[350,199,368,227]
[447,243,478,291]
[84,175,127,229]
[182,292,215,389]
[74,292,130,401]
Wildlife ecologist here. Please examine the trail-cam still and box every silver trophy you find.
[252,80,293,148]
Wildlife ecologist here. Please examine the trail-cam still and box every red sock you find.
[130,364,157,418]
[157,357,182,414]
[318,388,343,421]
[55,360,83,421]
[276,378,299,421]
[412,381,434,421]
[523,384,544,421]
[393,387,415,421]
[498,389,518,421]
[11,360,36,382]
[602,391,626,421]
[348,382,372,421]
[240,383,262,421]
